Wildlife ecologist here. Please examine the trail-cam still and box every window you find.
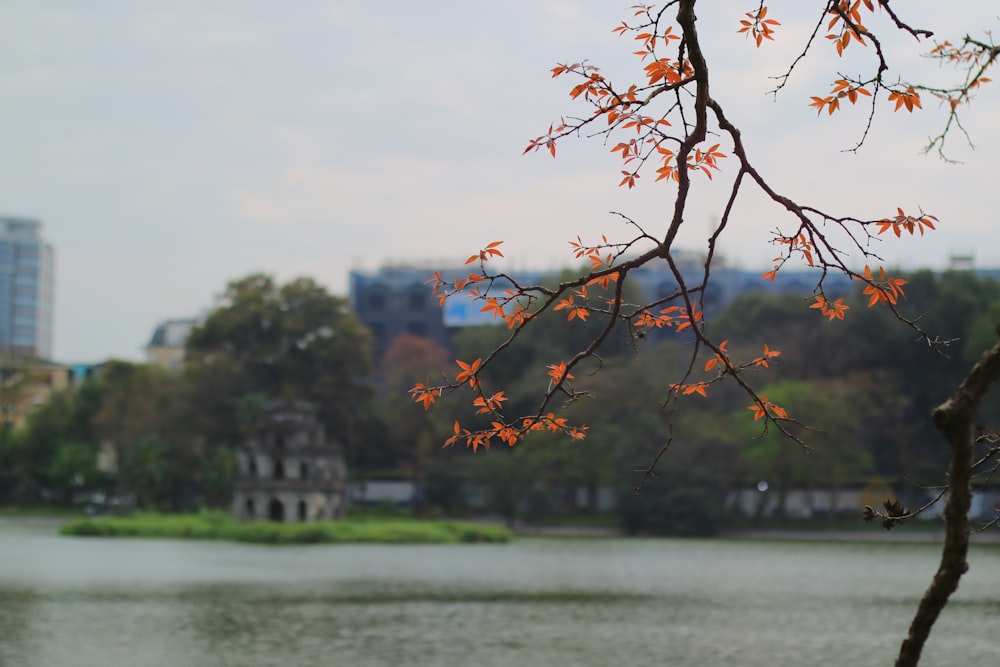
[268,498,284,522]
[369,322,386,347]
[408,290,426,310]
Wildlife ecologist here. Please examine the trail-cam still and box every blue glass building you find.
[0,217,54,359]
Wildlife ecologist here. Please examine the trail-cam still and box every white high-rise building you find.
[0,217,54,359]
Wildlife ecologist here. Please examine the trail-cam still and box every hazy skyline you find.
[2,1,996,363]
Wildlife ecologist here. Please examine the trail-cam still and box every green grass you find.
[59,511,513,545]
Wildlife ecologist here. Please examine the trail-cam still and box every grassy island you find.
[60,512,513,545]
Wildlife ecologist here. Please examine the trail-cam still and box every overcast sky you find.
[1,1,996,363]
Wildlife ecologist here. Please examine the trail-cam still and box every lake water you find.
[2,520,1000,667]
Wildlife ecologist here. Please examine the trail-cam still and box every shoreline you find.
[6,515,1000,544]
[512,523,1000,543]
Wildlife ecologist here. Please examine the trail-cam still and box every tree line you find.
[1,269,998,533]
[0,274,373,510]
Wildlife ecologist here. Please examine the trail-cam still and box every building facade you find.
[145,318,197,370]
[0,358,71,429]
[0,217,54,359]
[348,259,854,361]
[349,266,454,361]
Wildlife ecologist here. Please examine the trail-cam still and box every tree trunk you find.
[894,332,1000,667]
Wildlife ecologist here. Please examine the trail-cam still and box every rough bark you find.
[895,332,1000,667]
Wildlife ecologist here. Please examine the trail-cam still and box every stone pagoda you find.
[232,400,347,522]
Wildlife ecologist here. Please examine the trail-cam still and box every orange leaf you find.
[455,358,482,388]
[410,383,441,410]
[547,362,575,384]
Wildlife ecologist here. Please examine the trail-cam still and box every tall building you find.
[0,217,54,359]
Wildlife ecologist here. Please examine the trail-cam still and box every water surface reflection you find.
[2,520,999,666]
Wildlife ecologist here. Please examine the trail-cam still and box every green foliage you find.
[420,463,469,515]
[735,379,873,519]
[92,361,172,446]
[618,471,727,536]
[374,334,455,473]
[0,428,25,502]
[438,270,1000,528]
[964,300,1000,368]
[713,273,1000,486]
[463,447,537,522]
[4,376,107,503]
[60,512,513,544]
[119,434,173,508]
[199,445,236,507]
[45,441,101,501]
[615,405,736,535]
[0,274,373,511]
[184,273,374,459]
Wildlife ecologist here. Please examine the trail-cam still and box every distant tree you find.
[83,361,184,508]
[382,334,453,391]
[92,361,169,453]
[118,434,173,508]
[8,390,73,500]
[737,379,872,520]
[8,376,106,503]
[45,441,101,503]
[375,334,453,474]
[184,273,373,458]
